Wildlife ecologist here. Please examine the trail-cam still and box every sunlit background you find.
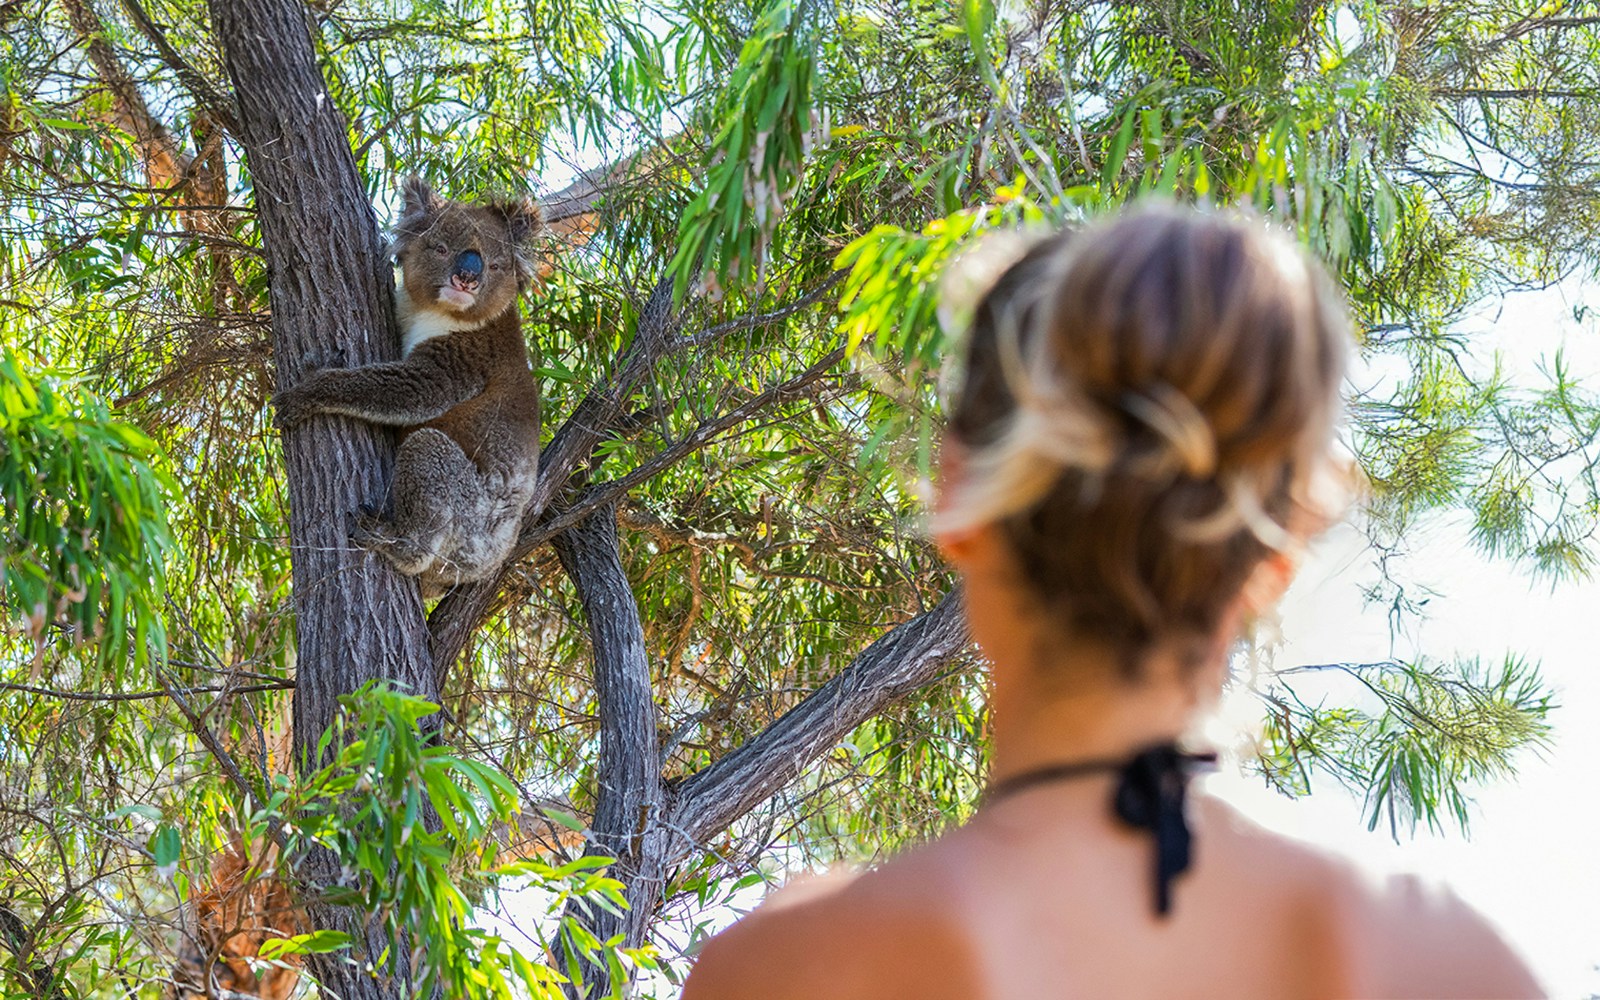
[1215,278,1600,998]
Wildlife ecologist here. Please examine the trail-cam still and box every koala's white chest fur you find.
[395,282,488,357]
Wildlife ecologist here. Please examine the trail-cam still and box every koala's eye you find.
[429,242,449,257]
[489,261,502,272]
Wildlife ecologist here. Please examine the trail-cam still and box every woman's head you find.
[937,205,1350,676]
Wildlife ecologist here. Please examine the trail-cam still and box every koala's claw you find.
[301,346,347,371]
[351,516,433,574]
[353,505,412,553]
[350,508,393,546]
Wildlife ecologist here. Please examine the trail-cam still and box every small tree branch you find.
[1435,87,1597,100]
[1481,13,1600,50]
[116,0,240,134]
[537,144,678,224]
[427,274,846,678]
[60,0,187,190]
[526,346,847,548]
[669,590,970,850]
[0,680,292,702]
[0,904,66,1000]
[678,270,846,348]
[539,164,615,225]
[552,504,669,994]
[153,668,289,853]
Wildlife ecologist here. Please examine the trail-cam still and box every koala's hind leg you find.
[430,485,527,588]
[352,429,483,578]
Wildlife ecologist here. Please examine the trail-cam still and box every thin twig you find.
[525,347,847,548]
[0,680,293,702]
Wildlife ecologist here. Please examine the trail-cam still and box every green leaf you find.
[148,825,180,871]
[542,806,588,833]
[259,930,355,959]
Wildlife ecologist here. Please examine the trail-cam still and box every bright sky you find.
[1209,278,1600,999]
[1211,519,1600,998]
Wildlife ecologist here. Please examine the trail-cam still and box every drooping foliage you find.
[0,350,172,673]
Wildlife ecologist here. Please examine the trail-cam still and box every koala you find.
[274,177,542,598]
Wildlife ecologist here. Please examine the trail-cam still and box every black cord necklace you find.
[983,743,1218,918]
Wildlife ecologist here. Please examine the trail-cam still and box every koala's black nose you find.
[455,250,484,282]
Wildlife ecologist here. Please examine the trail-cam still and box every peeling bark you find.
[60,0,186,192]
[61,0,241,309]
[59,0,230,210]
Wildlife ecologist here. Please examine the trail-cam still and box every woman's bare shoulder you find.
[677,872,857,1000]
[1326,858,1546,998]
[1199,794,1546,998]
[681,855,982,1000]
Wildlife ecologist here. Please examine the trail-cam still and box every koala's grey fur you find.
[274,177,542,597]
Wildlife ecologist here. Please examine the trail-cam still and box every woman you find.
[681,206,1545,999]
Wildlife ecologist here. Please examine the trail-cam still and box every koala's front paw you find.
[271,387,319,430]
[301,346,347,372]
[351,513,432,574]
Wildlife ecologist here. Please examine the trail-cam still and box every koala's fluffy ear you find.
[402,176,441,216]
[489,197,544,284]
[492,198,543,245]
[396,176,441,241]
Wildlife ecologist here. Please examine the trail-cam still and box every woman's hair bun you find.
[939,204,1350,667]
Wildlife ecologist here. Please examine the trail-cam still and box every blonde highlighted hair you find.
[940,204,1350,670]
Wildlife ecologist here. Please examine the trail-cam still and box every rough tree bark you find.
[670,590,969,846]
[554,506,672,994]
[208,0,436,995]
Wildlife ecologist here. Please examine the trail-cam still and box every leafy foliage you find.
[265,683,655,998]
[669,0,818,303]
[1255,655,1554,836]
[835,188,1044,365]
[0,349,173,674]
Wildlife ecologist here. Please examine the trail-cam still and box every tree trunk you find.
[549,533,969,997]
[554,505,669,997]
[208,0,435,994]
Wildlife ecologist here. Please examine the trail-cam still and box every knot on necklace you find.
[984,743,1218,917]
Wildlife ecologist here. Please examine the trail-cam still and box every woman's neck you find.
[986,648,1211,785]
